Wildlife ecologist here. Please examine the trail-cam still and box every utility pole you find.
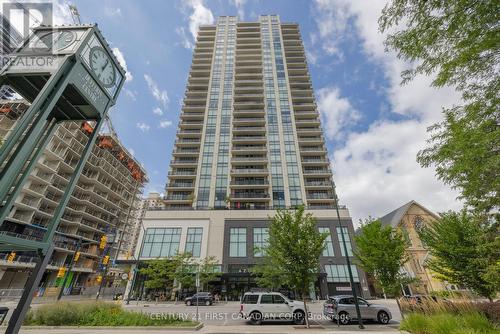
[333,190,364,329]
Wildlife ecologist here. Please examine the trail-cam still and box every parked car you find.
[185,292,213,306]
[240,292,308,325]
[323,295,392,325]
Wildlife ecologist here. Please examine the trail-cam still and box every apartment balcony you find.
[168,170,197,177]
[231,168,269,176]
[180,112,205,120]
[232,156,268,164]
[301,157,330,166]
[306,193,335,202]
[234,86,263,94]
[164,195,193,204]
[296,127,322,135]
[295,118,321,126]
[298,136,324,144]
[232,126,266,134]
[233,117,266,125]
[167,182,195,190]
[233,94,264,102]
[231,192,269,200]
[177,129,202,138]
[182,104,206,113]
[234,79,263,87]
[172,148,200,156]
[294,110,319,119]
[233,110,265,117]
[171,158,198,166]
[236,30,260,38]
[232,145,267,153]
[302,169,332,177]
[232,135,266,144]
[179,121,203,129]
[175,138,201,147]
[304,180,333,190]
[235,59,262,67]
[230,179,269,189]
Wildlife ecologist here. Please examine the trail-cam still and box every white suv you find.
[240,292,308,325]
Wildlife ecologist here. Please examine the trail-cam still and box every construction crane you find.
[68,4,82,25]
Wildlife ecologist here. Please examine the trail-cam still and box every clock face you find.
[89,46,116,88]
[35,31,77,51]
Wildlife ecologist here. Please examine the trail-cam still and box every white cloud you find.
[153,107,163,116]
[317,87,361,140]
[144,74,169,107]
[159,120,173,128]
[104,7,122,18]
[178,0,214,49]
[312,0,463,224]
[176,26,193,49]
[230,0,247,20]
[112,47,133,82]
[128,148,135,156]
[124,89,137,101]
[136,122,150,132]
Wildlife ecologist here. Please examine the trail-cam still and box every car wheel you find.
[293,311,305,325]
[378,311,390,324]
[338,311,350,325]
[205,300,211,306]
[186,300,191,306]
[249,311,262,325]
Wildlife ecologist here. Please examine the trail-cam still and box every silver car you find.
[323,295,392,325]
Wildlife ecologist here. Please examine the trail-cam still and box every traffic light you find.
[96,275,102,283]
[99,235,107,249]
[57,267,66,278]
[102,255,110,265]
[74,251,80,262]
[7,252,16,262]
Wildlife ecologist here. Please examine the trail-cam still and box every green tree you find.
[167,252,196,291]
[198,256,221,291]
[252,253,289,292]
[257,206,327,327]
[354,219,412,315]
[139,259,171,289]
[379,0,500,218]
[419,210,500,300]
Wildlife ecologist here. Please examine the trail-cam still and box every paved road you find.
[2,298,402,333]
[122,299,402,328]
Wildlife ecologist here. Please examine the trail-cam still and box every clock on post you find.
[0,25,126,334]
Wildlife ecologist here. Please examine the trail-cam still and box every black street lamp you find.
[333,190,364,329]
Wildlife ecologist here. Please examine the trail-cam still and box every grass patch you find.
[401,312,499,334]
[24,302,197,327]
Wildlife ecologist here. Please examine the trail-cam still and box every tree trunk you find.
[395,296,404,320]
[302,292,310,328]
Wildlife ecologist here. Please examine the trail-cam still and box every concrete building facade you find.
[127,15,369,301]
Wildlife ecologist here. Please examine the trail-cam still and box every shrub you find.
[24,301,196,327]
[475,302,500,325]
[400,313,429,334]
[401,312,499,334]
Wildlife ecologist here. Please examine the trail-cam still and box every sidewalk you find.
[15,324,402,334]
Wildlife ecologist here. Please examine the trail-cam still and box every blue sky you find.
[13,0,463,224]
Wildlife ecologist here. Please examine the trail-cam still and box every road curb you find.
[1,323,204,331]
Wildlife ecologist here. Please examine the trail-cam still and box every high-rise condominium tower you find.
[128,15,370,300]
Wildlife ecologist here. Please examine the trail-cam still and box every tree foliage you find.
[256,206,327,327]
[166,252,196,290]
[380,0,500,217]
[419,210,500,300]
[198,256,221,291]
[139,259,172,289]
[354,219,412,297]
